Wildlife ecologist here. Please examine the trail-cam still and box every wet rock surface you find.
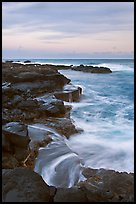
[2,62,133,202]
[2,122,30,148]
[54,168,134,202]
[38,63,112,73]
[2,62,79,169]
[2,168,53,202]
[79,167,134,202]
[54,187,88,202]
[71,65,112,73]
[54,84,82,102]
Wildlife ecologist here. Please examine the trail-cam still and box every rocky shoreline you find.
[2,62,134,202]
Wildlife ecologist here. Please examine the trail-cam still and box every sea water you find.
[59,59,134,173]
[4,58,134,185]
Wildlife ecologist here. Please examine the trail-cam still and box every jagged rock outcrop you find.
[24,60,31,63]
[2,122,30,168]
[2,62,73,122]
[41,63,112,73]
[2,168,55,202]
[2,62,133,203]
[71,65,112,73]
[54,168,134,202]
[2,122,30,148]
[54,187,87,202]
[54,84,82,102]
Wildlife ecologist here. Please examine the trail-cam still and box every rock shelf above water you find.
[2,61,133,202]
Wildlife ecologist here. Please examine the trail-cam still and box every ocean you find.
[4,58,134,187]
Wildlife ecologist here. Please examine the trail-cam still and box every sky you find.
[2,2,134,59]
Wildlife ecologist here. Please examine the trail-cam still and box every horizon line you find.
[2,57,134,60]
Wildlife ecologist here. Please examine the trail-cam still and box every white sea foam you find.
[93,63,134,72]
[60,67,134,173]
[34,140,84,188]
[67,129,134,173]
[33,59,133,188]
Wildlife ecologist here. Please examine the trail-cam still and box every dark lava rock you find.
[79,64,84,67]
[2,122,30,166]
[2,122,30,148]
[54,84,82,102]
[17,99,39,110]
[2,168,52,202]
[79,167,134,202]
[54,187,88,202]
[37,94,66,117]
[72,65,112,73]
[5,60,13,63]
[24,60,31,63]
[41,117,79,138]
[2,153,19,169]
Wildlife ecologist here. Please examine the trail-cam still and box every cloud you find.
[2,2,134,58]
[2,2,133,33]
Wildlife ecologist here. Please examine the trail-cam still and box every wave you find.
[67,136,134,173]
[92,63,134,72]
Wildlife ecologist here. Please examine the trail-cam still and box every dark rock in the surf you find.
[24,60,31,63]
[54,84,82,102]
[2,122,30,166]
[79,167,134,202]
[2,63,70,85]
[5,60,13,63]
[2,122,30,148]
[53,167,134,202]
[72,65,112,73]
[54,187,88,202]
[79,64,84,67]
[37,94,66,117]
[41,117,79,138]
[2,168,52,202]
[7,73,70,95]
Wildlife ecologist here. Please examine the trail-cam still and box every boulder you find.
[2,122,30,148]
[5,60,13,63]
[54,84,82,102]
[2,168,52,202]
[37,94,66,117]
[79,167,134,202]
[54,187,87,202]
[24,60,31,63]
[41,117,79,138]
[72,65,112,73]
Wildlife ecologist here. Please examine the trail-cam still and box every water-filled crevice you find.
[33,124,85,188]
